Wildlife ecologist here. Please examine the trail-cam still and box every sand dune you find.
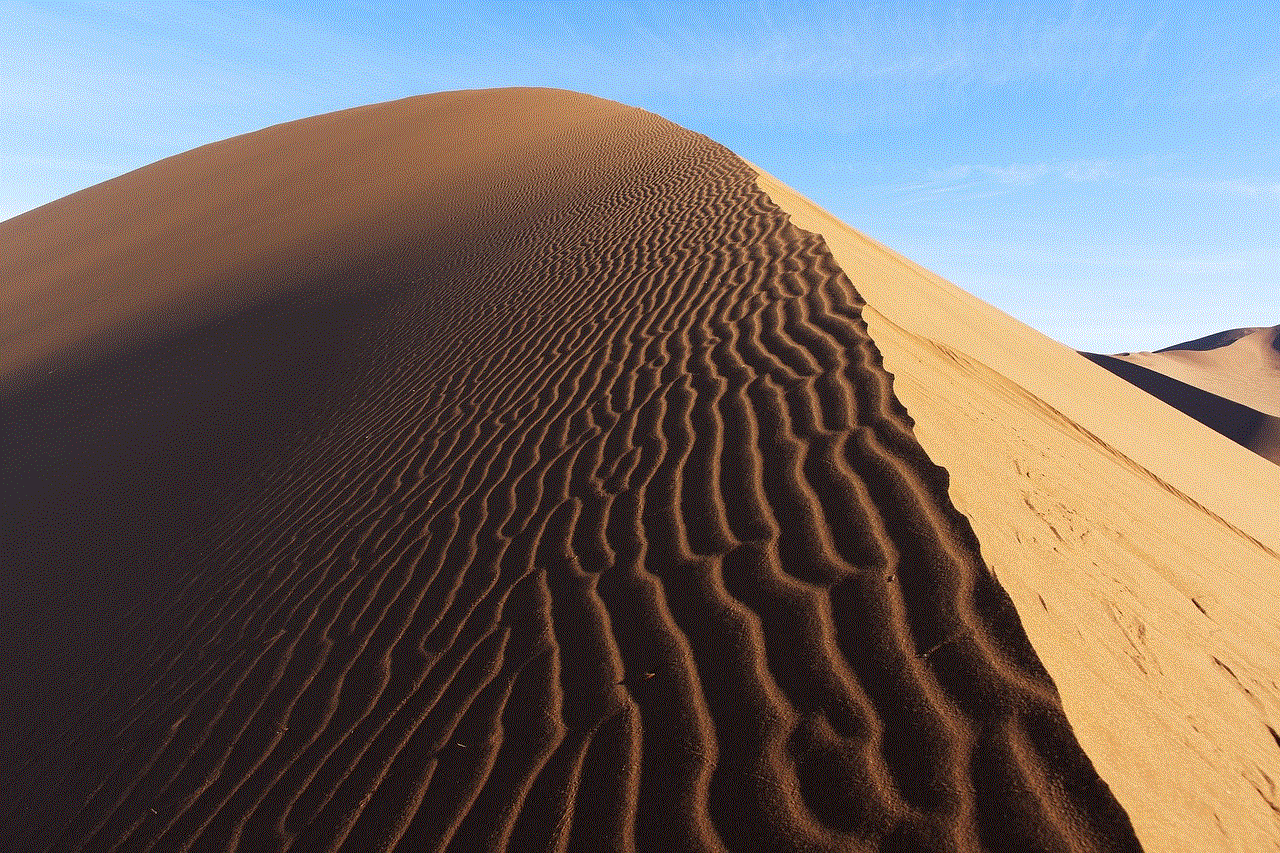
[1081,328,1280,463]
[1118,326,1280,416]
[1,88,1272,852]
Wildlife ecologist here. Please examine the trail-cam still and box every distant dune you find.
[3,88,1278,853]
[1083,327,1280,464]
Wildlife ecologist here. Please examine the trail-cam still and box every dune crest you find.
[0,90,1142,852]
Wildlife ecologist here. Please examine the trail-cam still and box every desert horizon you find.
[2,61,1277,853]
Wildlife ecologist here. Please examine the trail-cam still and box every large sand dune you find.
[1082,328,1280,463]
[2,88,1276,852]
[1116,326,1280,417]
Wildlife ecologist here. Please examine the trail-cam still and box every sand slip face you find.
[1117,326,1280,418]
[1,90,1140,852]
[1083,327,1280,464]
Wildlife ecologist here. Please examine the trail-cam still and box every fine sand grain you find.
[3,89,1149,852]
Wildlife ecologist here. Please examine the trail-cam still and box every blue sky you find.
[3,1,1276,352]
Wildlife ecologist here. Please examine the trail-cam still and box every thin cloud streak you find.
[885,160,1278,207]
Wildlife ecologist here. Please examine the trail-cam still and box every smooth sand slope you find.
[1082,327,1280,463]
[0,88,1255,852]
[754,172,1280,852]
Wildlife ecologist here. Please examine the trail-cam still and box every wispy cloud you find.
[888,158,1280,209]
[0,153,111,174]
[1175,67,1280,107]
[1137,174,1280,201]
[1193,179,1280,200]
[885,160,1113,203]
[973,160,1112,185]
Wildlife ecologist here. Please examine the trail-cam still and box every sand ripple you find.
[1,92,1139,853]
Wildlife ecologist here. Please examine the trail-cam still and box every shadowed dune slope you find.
[1082,352,1280,464]
[0,89,1140,852]
[1137,325,1280,417]
[1086,326,1280,464]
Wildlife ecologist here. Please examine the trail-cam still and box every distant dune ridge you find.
[1083,326,1280,464]
[2,88,1278,853]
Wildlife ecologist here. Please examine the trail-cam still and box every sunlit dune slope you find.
[755,167,1280,853]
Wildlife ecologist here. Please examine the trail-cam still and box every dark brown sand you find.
[1,89,1140,852]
